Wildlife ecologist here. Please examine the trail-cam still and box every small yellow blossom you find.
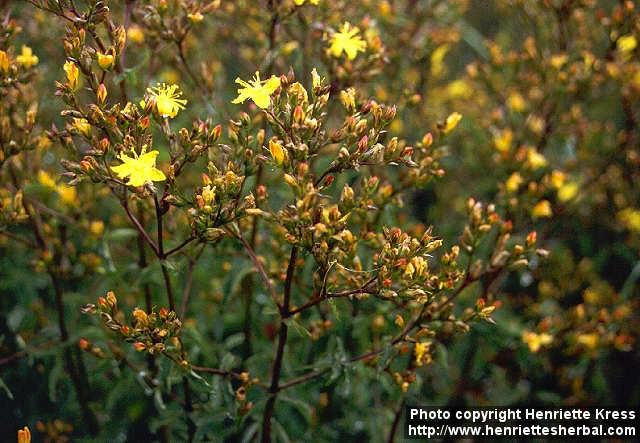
[97,52,114,70]
[550,53,567,69]
[522,331,553,353]
[201,185,216,205]
[111,148,166,187]
[63,60,80,90]
[557,182,579,202]
[430,44,449,78]
[446,79,472,99]
[532,200,553,219]
[329,22,367,60]
[127,25,145,44]
[73,118,92,137]
[618,208,640,232]
[269,139,286,166]
[37,135,52,150]
[147,83,187,118]
[507,92,527,112]
[526,148,548,169]
[232,71,281,109]
[442,112,462,134]
[410,256,428,278]
[379,0,392,17]
[403,262,415,279]
[187,12,204,22]
[57,185,77,205]
[414,341,432,366]
[17,426,31,443]
[339,88,356,111]
[89,220,105,236]
[576,333,599,349]
[494,128,513,152]
[505,172,523,193]
[617,34,637,54]
[38,171,77,205]
[38,170,56,188]
[311,68,323,89]
[294,0,319,5]
[132,307,149,327]
[16,45,38,68]
[0,50,9,73]
[550,170,566,188]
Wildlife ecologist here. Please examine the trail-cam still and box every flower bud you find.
[97,83,107,104]
[97,51,114,70]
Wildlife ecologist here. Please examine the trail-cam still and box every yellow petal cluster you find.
[522,331,553,353]
[329,22,367,60]
[232,71,281,109]
[111,149,166,187]
[16,46,38,68]
[63,60,80,90]
[147,83,187,118]
[442,112,462,134]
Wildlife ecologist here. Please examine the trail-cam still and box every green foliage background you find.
[1,0,639,441]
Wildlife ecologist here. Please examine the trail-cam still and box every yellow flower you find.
[329,22,367,60]
[446,79,472,99]
[89,220,105,236]
[38,170,56,188]
[269,139,286,166]
[339,88,356,111]
[414,341,432,366]
[0,50,9,73]
[147,83,187,118]
[430,44,449,78]
[97,52,114,70]
[526,147,547,169]
[132,307,149,327]
[576,333,599,349]
[232,71,280,109]
[550,170,566,188]
[505,172,523,193]
[73,118,92,137]
[37,171,77,205]
[507,92,527,113]
[17,426,31,443]
[617,34,637,54]
[294,0,319,4]
[442,112,462,134]
[493,128,513,152]
[532,200,553,219]
[187,12,204,22]
[127,25,145,44]
[550,53,567,69]
[57,185,77,205]
[111,149,166,187]
[201,185,216,206]
[16,46,38,68]
[311,68,323,89]
[557,182,579,202]
[410,256,427,278]
[522,331,553,353]
[618,208,640,232]
[63,60,80,90]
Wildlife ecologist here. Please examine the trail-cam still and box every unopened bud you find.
[97,83,107,104]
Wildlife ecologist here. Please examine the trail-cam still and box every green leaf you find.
[106,228,138,241]
[279,394,314,423]
[0,376,14,399]
[284,318,311,338]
